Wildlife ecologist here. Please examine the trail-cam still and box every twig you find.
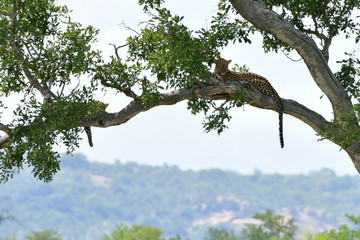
[9,40,57,99]
[109,43,121,60]
[281,48,302,62]
[119,21,141,36]
[122,87,139,99]
[69,78,81,96]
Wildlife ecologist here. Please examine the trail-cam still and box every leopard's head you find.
[214,58,231,75]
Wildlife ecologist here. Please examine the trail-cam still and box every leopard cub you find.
[214,58,284,148]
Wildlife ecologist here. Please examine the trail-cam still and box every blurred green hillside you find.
[1,154,360,239]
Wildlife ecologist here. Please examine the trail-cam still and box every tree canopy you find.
[0,0,359,181]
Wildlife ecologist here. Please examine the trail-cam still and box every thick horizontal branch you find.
[0,82,329,149]
[83,81,330,135]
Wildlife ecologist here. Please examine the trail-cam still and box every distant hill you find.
[1,154,360,240]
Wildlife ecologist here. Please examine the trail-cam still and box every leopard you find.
[213,58,284,148]
[46,101,109,147]
[82,101,109,147]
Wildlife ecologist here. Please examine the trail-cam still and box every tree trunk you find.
[346,143,360,173]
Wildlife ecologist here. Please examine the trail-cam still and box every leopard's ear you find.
[226,60,232,64]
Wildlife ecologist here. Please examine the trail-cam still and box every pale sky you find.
[56,0,358,175]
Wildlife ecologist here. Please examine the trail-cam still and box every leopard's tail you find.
[279,111,284,148]
[274,94,284,148]
[84,127,94,147]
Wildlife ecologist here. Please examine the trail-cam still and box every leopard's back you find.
[228,71,284,112]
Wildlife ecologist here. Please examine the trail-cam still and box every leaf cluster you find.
[0,1,101,95]
[97,0,254,91]
[26,229,63,240]
[187,90,248,134]
[0,0,103,181]
[126,8,216,90]
[0,98,106,182]
[263,0,360,40]
[242,210,297,240]
[103,224,180,240]
[95,3,253,119]
[335,52,360,121]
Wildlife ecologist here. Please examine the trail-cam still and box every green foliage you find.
[345,214,360,225]
[2,155,360,239]
[305,215,360,240]
[0,1,100,94]
[198,91,247,134]
[205,228,239,240]
[5,214,360,240]
[94,59,140,94]
[187,99,212,115]
[262,0,360,51]
[94,2,253,132]
[203,103,232,134]
[0,0,359,182]
[335,52,360,122]
[26,229,63,240]
[241,210,297,240]
[138,0,164,11]
[0,0,101,182]
[232,64,249,73]
[320,114,360,149]
[335,53,360,98]
[103,224,164,240]
[204,212,360,240]
[204,210,297,240]
[0,98,107,182]
[103,224,186,240]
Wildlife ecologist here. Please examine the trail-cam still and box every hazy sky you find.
[57,0,358,175]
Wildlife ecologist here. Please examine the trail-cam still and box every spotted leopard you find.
[214,58,284,148]
[43,101,108,147]
[82,101,109,147]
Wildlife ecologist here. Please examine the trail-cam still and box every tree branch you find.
[0,124,13,149]
[0,124,13,137]
[0,9,15,17]
[1,80,330,153]
[81,81,330,135]
[229,0,354,119]
[8,6,56,102]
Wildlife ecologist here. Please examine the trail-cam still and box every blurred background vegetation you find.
[1,154,360,239]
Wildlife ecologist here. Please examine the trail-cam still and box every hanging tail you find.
[84,127,94,147]
[279,112,284,148]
